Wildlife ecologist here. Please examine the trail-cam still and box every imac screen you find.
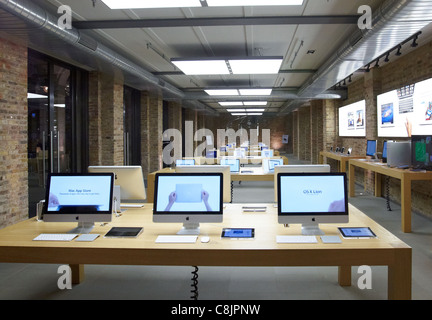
[278,173,348,215]
[206,151,217,159]
[262,149,273,157]
[411,135,432,170]
[46,174,113,214]
[382,141,388,161]
[268,159,283,172]
[154,173,223,214]
[220,158,240,172]
[366,140,377,157]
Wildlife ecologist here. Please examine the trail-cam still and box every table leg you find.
[70,264,85,285]
[348,163,355,197]
[375,173,382,197]
[388,248,412,300]
[338,266,351,286]
[340,160,346,173]
[401,177,412,233]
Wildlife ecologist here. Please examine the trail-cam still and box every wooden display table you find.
[349,159,432,233]
[0,203,411,300]
[319,151,365,172]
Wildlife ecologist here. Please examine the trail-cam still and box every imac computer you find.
[366,140,377,158]
[233,148,245,158]
[153,172,223,235]
[220,158,240,173]
[277,172,349,235]
[411,135,432,170]
[273,164,331,202]
[262,158,283,173]
[88,166,146,203]
[382,141,388,163]
[176,159,195,166]
[43,173,114,233]
[206,150,217,159]
[176,165,231,203]
[387,141,411,168]
[261,149,274,158]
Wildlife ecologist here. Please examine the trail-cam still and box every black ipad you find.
[221,228,254,239]
[338,227,376,239]
[105,227,143,238]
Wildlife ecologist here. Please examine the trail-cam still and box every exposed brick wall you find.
[141,91,163,176]
[0,37,28,228]
[332,40,432,218]
[298,105,311,162]
[88,72,124,166]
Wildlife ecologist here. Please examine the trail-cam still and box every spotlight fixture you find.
[374,58,380,68]
[365,63,371,72]
[411,35,419,47]
[348,75,352,83]
[384,52,390,63]
[395,45,402,56]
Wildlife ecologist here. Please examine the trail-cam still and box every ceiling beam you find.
[73,15,359,29]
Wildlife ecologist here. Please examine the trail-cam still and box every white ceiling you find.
[3,0,432,115]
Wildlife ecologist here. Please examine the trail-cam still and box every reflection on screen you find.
[155,175,221,213]
[279,175,346,214]
[47,175,112,212]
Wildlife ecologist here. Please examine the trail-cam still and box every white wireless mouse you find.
[200,236,210,243]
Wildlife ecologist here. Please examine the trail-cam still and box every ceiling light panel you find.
[219,102,244,106]
[102,0,303,8]
[171,57,282,75]
[243,101,267,106]
[205,89,239,96]
[101,0,201,9]
[206,0,303,6]
[229,59,282,74]
[172,60,229,75]
[239,89,272,96]
[227,109,246,112]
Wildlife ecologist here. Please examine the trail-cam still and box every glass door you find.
[50,64,72,174]
[123,86,141,165]
[28,51,87,217]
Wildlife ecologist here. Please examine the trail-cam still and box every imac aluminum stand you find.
[177,223,200,235]
[69,222,95,234]
[301,223,325,236]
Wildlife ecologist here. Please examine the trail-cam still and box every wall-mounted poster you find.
[338,100,366,137]
[377,78,432,137]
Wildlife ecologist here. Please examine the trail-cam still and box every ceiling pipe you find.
[280,0,432,114]
[0,0,221,115]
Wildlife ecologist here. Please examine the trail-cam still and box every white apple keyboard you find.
[33,233,78,241]
[276,235,318,244]
[155,235,198,244]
